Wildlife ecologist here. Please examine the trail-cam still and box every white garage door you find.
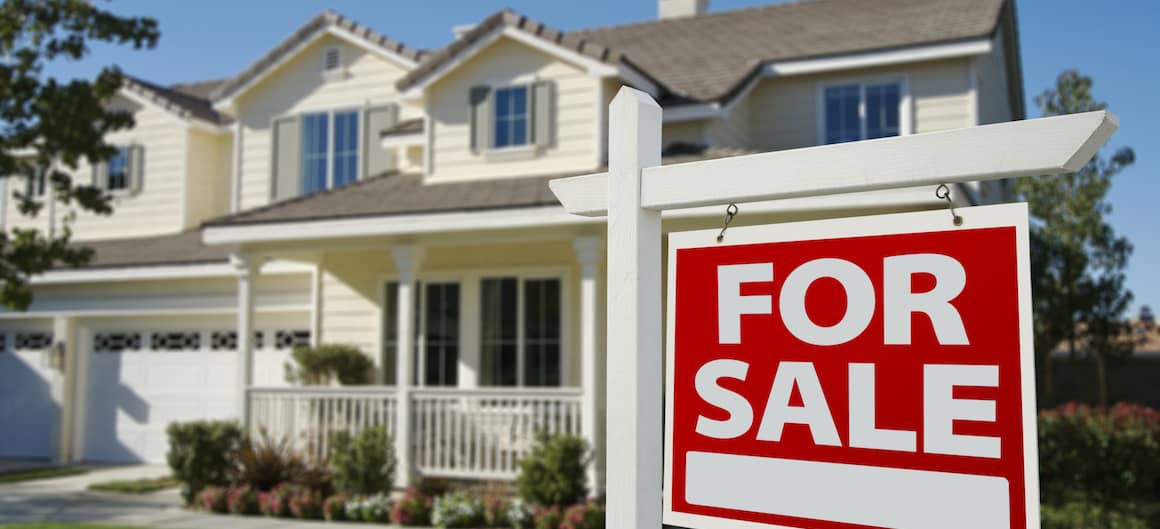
[0,332,56,459]
[83,324,305,463]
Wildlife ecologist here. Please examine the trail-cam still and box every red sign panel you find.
[663,204,1037,529]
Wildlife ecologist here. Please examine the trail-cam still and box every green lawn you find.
[87,476,179,494]
[0,466,88,483]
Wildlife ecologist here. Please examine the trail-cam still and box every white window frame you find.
[277,106,363,194]
[377,265,572,389]
[815,75,912,146]
[490,83,532,151]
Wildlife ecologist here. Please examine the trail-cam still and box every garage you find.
[81,317,307,463]
[0,329,57,459]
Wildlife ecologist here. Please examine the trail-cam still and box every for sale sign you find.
[663,203,1038,529]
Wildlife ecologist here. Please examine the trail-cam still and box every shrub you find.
[323,493,350,522]
[561,500,605,529]
[288,488,324,520]
[532,504,563,529]
[226,485,259,515]
[507,498,534,529]
[198,485,229,513]
[1039,403,1160,506]
[259,482,301,517]
[330,426,396,494]
[433,491,486,528]
[347,493,393,523]
[229,429,305,492]
[166,420,242,505]
[285,344,375,385]
[516,434,590,507]
[1041,500,1148,529]
[391,487,433,526]
[483,495,510,528]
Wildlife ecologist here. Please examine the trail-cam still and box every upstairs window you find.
[91,145,143,193]
[301,112,329,195]
[333,111,359,187]
[107,147,130,191]
[823,80,905,145]
[493,86,529,148]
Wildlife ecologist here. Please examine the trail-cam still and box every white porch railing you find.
[247,386,583,480]
[248,387,399,461]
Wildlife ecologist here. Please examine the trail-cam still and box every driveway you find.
[0,463,179,525]
[0,463,340,528]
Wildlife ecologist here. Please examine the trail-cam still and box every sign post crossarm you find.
[550,109,1118,216]
[604,87,664,529]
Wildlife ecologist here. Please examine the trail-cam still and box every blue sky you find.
[48,1,1157,316]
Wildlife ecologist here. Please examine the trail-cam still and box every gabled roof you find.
[121,76,230,125]
[395,9,659,94]
[398,0,1006,104]
[210,10,426,104]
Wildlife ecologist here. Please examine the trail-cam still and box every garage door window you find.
[94,333,142,352]
[14,332,52,350]
[151,332,201,351]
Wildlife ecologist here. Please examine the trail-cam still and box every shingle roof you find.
[78,229,236,269]
[399,0,1006,103]
[122,76,230,125]
[205,145,752,228]
[211,10,426,103]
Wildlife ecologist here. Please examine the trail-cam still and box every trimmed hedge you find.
[166,420,242,505]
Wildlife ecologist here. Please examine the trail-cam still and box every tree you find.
[1018,70,1136,406]
[0,0,158,309]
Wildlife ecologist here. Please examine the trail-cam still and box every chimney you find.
[658,0,709,19]
[452,24,476,39]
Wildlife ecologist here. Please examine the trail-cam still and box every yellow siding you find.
[317,240,584,386]
[234,35,415,211]
[184,129,232,228]
[3,97,191,241]
[748,58,973,151]
[426,36,600,183]
[977,34,1012,126]
[705,94,753,149]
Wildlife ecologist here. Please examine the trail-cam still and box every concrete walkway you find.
[0,464,383,528]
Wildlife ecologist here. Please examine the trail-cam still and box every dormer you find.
[394,10,662,183]
[210,11,425,212]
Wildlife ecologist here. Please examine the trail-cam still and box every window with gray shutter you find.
[272,116,301,200]
[363,104,399,177]
[532,81,555,148]
[91,159,108,190]
[469,85,491,153]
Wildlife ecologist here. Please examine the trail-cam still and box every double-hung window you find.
[480,276,562,387]
[299,110,360,196]
[106,147,130,191]
[823,80,904,144]
[493,86,529,148]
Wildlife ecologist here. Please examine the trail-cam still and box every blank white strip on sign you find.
[685,451,1008,529]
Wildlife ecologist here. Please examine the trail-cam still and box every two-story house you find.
[0,0,1023,490]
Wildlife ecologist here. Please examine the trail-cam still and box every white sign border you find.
[662,202,1039,529]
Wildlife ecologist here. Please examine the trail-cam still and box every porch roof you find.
[71,229,236,269]
[203,145,752,228]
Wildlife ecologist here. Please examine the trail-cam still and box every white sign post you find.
[550,86,1117,529]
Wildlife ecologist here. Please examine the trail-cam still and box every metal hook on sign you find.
[935,184,963,226]
[716,203,739,243]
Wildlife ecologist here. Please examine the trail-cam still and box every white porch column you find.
[392,244,424,489]
[573,235,604,494]
[232,254,259,427]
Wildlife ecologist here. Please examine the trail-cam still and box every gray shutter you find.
[469,85,492,153]
[363,104,399,177]
[91,161,108,190]
[272,116,301,200]
[129,144,145,193]
[532,81,555,148]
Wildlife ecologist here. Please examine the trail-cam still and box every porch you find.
[232,233,606,489]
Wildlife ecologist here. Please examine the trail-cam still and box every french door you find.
[382,281,460,387]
